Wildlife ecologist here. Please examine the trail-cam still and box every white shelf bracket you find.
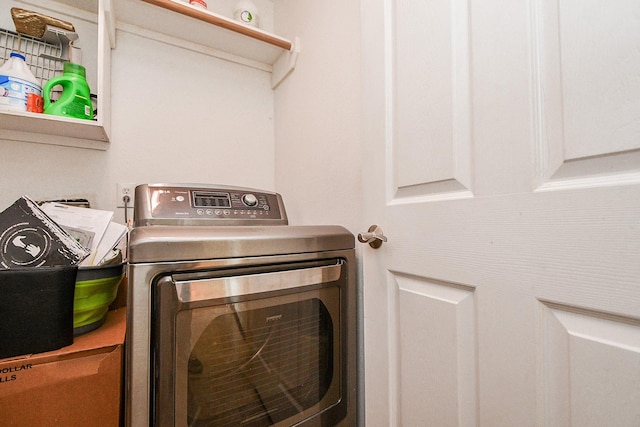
[271,36,301,89]
[102,0,117,49]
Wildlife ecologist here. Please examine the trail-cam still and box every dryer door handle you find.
[173,262,343,303]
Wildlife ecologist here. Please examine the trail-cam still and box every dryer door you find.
[152,260,349,427]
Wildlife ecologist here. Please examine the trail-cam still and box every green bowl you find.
[73,262,125,336]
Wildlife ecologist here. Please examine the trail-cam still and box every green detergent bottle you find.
[43,62,94,120]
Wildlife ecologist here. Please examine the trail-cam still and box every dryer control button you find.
[242,194,258,207]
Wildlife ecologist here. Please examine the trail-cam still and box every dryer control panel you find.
[133,184,288,227]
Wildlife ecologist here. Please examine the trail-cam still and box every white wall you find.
[1,0,362,230]
[273,5,364,424]
[273,0,363,231]
[107,29,276,220]
[1,2,275,224]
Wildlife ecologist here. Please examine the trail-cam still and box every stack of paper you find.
[0,197,90,268]
[40,202,128,267]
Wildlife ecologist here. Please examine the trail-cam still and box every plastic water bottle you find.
[0,52,43,113]
[43,62,94,120]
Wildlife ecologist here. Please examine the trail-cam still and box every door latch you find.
[358,225,387,249]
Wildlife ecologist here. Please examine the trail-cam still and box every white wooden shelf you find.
[0,110,109,150]
[1,0,114,150]
[144,0,292,50]
[114,0,300,88]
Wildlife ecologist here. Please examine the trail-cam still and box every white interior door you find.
[360,0,640,426]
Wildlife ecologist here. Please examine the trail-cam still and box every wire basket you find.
[0,27,63,87]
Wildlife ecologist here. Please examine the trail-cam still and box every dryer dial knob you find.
[242,193,258,207]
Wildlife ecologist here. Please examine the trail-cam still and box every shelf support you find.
[272,37,300,89]
[103,0,117,48]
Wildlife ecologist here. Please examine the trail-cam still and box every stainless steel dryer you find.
[125,184,356,427]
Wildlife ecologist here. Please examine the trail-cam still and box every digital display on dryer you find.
[192,192,231,208]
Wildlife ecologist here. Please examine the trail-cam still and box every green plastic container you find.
[43,62,94,120]
[73,262,124,336]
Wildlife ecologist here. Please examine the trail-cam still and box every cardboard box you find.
[0,308,126,427]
